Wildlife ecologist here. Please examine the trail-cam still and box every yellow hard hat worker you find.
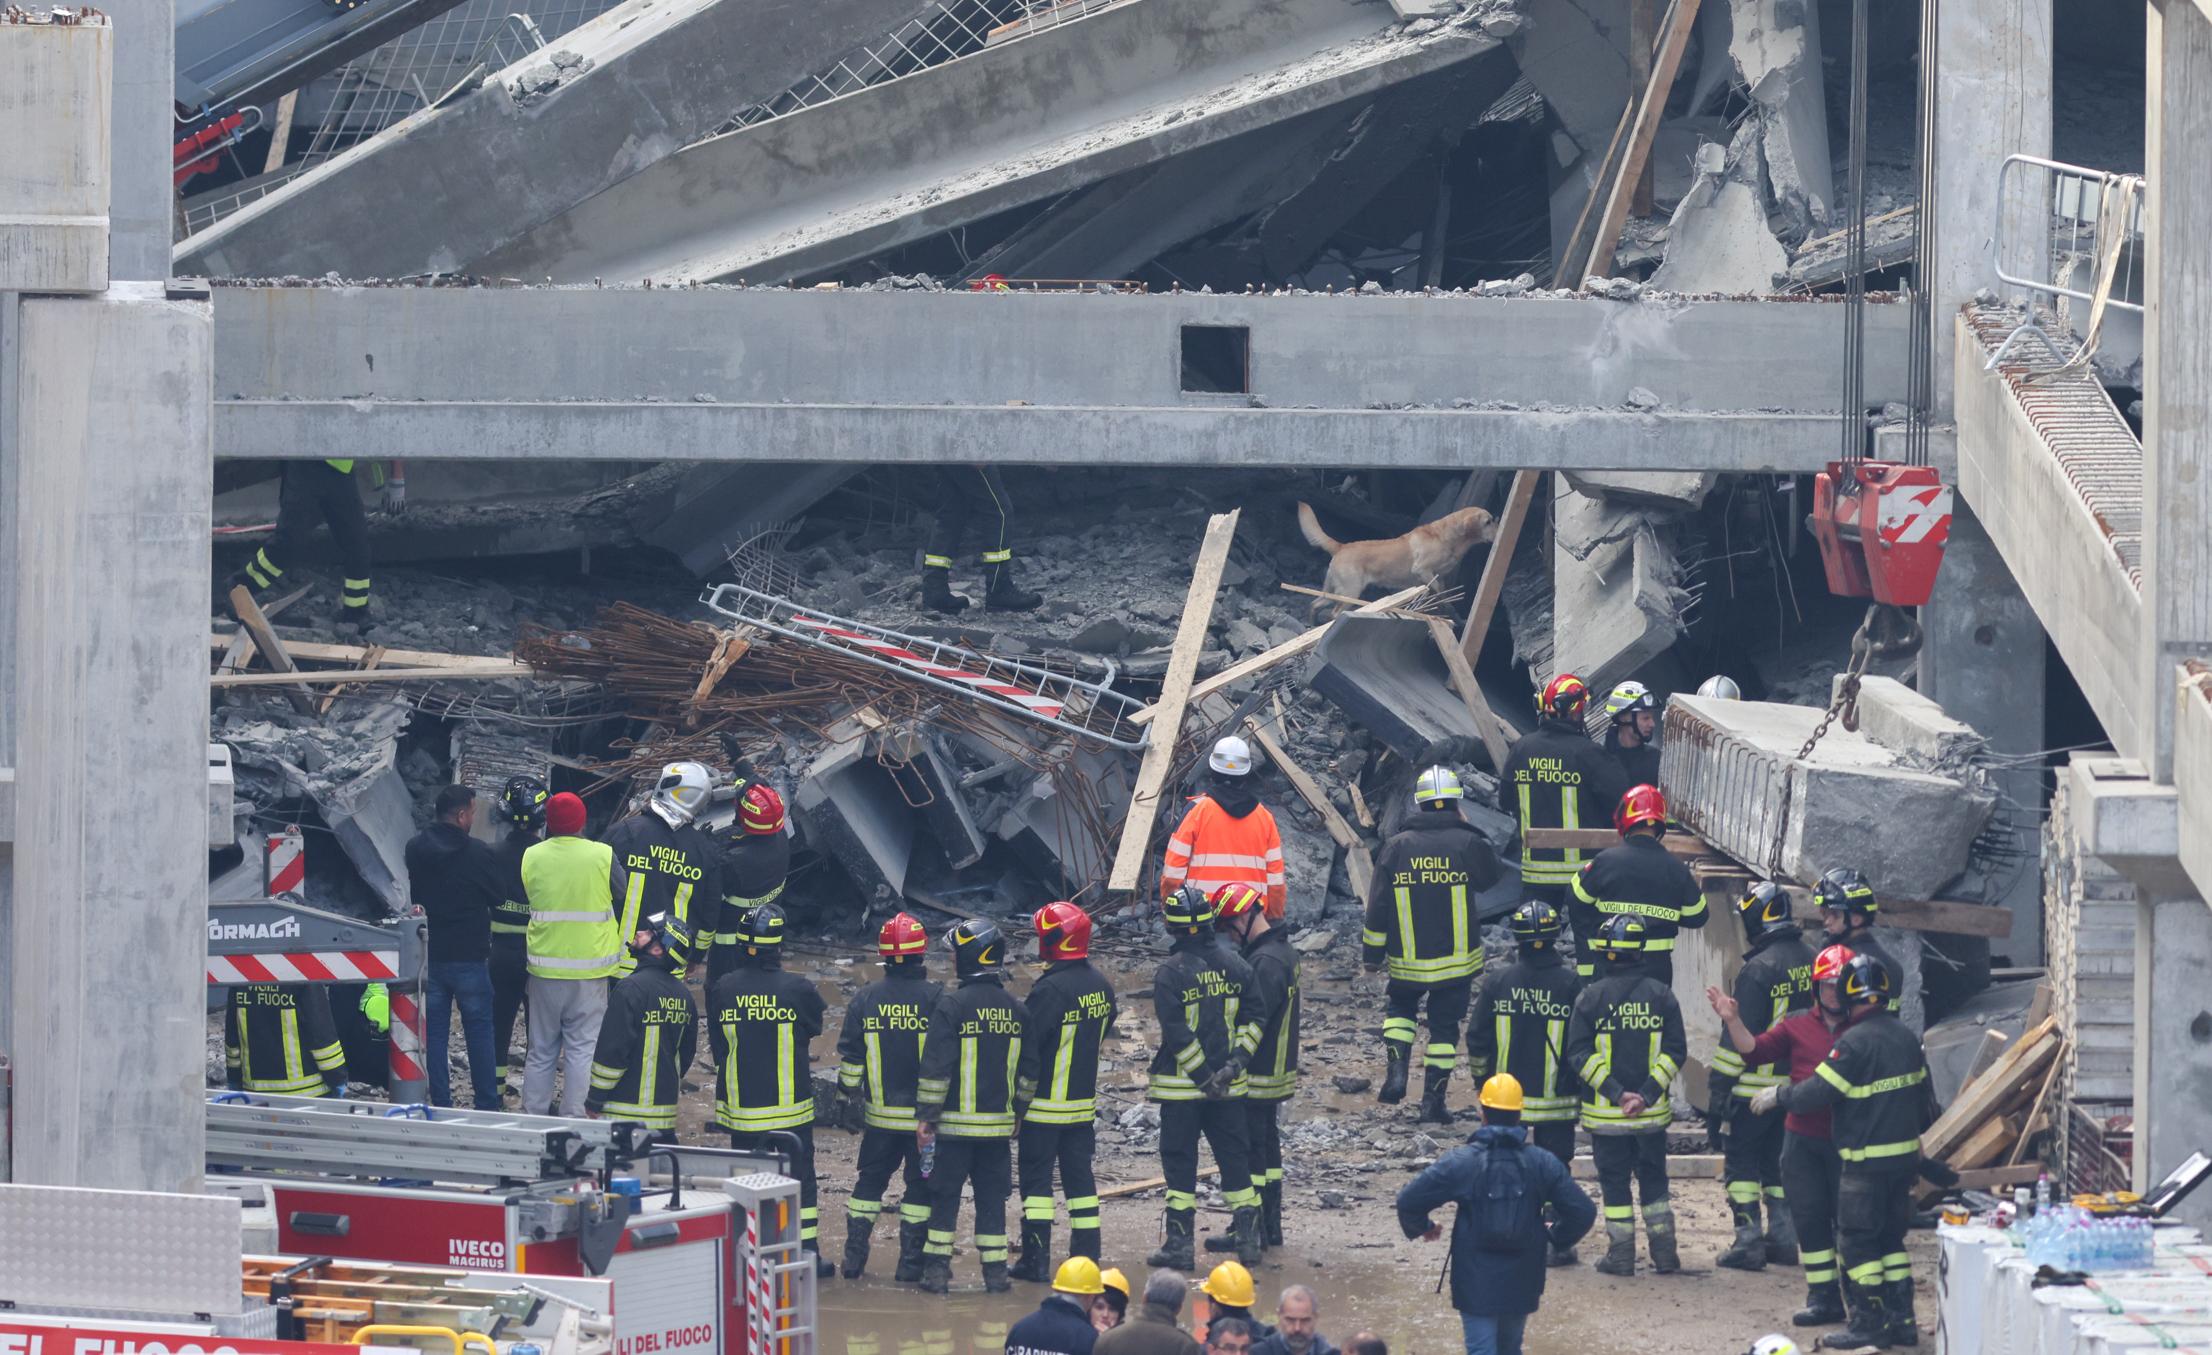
[1201,1260,1257,1309]
[1099,1268,1130,1300]
[1052,1257,1106,1296]
[1479,1073,1525,1114]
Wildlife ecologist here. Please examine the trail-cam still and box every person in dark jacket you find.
[1568,915,1687,1278]
[1601,681,1661,787]
[1466,900,1581,1265]
[1396,1073,1596,1355]
[1014,902,1118,1277]
[1249,1287,1338,1355]
[714,784,792,983]
[1815,868,1904,1014]
[602,761,722,977]
[405,784,507,1108]
[225,984,348,1096]
[1498,674,1629,921]
[1094,1272,1202,1355]
[1212,882,1299,1252]
[1146,886,1262,1270]
[917,918,1035,1294]
[489,777,546,1098]
[585,911,698,1141]
[1007,1258,1108,1355]
[1567,784,1705,983]
[836,911,940,1282]
[1708,881,1816,1273]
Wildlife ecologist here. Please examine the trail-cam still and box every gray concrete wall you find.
[2177,673,2212,904]
[474,0,1501,283]
[2135,890,2212,1232]
[0,17,109,294]
[174,0,933,279]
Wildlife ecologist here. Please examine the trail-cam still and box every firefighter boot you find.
[1069,1226,1101,1261]
[894,1223,929,1284]
[1008,1223,1053,1284]
[982,1261,1013,1294]
[983,558,1043,612]
[1146,1211,1196,1271]
[1816,1279,1889,1350]
[1645,1205,1682,1275]
[1885,1278,1920,1348]
[1203,1227,1239,1254]
[810,1246,835,1280]
[1793,1280,1847,1328]
[1378,1047,1411,1105]
[840,1216,875,1280]
[1262,1181,1285,1249]
[1593,1221,1637,1277]
[1765,1195,1802,1267]
[918,1257,953,1295]
[921,565,969,614]
[1417,1068,1452,1125]
[1716,1198,1768,1271]
[1233,1206,1264,1266]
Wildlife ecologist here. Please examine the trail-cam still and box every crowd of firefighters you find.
[224,667,1939,1351]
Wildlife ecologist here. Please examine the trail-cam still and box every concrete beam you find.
[0,15,109,294]
[2175,670,2212,902]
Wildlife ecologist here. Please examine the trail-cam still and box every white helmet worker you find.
[650,760,714,828]
[1748,1338,1799,1355]
[1209,735,1254,777]
[1697,674,1743,700]
[1414,766,1464,805]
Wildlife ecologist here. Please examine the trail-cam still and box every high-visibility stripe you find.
[528,950,623,971]
[923,555,954,569]
[534,909,615,923]
[639,1025,663,1110]
[1838,1138,1921,1162]
[280,1010,304,1083]
[1711,1048,1746,1076]
[1190,853,1272,869]
[778,1024,794,1107]
[981,549,1012,564]
[865,1031,884,1105]
[602,1101,678,1128]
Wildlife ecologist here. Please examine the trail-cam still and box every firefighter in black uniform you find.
[1763,953,1934,1350]
[1467,899,1582,1265]
[1709,881,1815,1272]
[707,902,832,1276]
[226,984,349,1096]
[916,919,1035,1294]
[920,466,1044,614]
[490,776,546,1097]
[603,762,722,977]
[585,911,699,1143]
[1146,885,1263,1271]
[1815,868,1903,1014]
[714,784,792,985]
[836,912,939,1281]
[1602,681,1662,786]
[1362,766,1501,1120]
[1210,881,1299,1253]
[1012,902,1117,1279]
[1567,915,1686,1278]
[1500,673,1630,916]
[1568,784,1706,983]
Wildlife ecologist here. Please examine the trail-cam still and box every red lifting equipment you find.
[1810,461,1953,608]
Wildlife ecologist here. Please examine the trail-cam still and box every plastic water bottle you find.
[919,1135,936,1178]
[2039,1171,2056,1211]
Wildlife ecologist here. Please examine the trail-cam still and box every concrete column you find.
[1926,0,2053,415]
[103,0,174,282]
[6,282,212,1191]
[1920,504,2048,963]
[2141,0,2212,782]
[2135,892,2212,1231]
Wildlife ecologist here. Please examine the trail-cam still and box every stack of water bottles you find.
[2016,1174,2157,1272]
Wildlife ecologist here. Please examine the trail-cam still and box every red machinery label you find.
[269,1185,512,1270]
[0,1323,360,1355]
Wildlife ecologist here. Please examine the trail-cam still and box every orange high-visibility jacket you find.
[1160,795,1288,918]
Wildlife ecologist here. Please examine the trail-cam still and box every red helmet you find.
[1211,883,1266,926]
[1812,943,1857,983]
[878,912,929,960]
[1615,783,1667,835]
[1540,673,1590,718]
[1034,901,1091,961]
[739,783,786,836]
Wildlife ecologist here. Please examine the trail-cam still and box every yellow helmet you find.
[1479,1073,1525,1112]
[1052,1256,1106,1296]
[1201,1261,1256,1309]
[1099,1267,1130,1300]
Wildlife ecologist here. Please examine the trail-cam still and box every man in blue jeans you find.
[404,784,506,1108]
[1396,1074,1596,1355]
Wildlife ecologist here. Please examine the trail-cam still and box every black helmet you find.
[500,776,548,829]
[1509,900,1564,950]
[949,918,1005,979]
[1590,913,1649,960]
[1814,868,1878,924]
[1162,884,1216,932]
[736,902,787,954]
[1738,881,1793,942]
[1839,951,1892,1008]
[631,909,694,970]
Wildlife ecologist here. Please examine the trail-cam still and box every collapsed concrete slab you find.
[1659,693,1998,901]
[794,722,917,903]
[1550,485,1690,698]
[1726,0,1833,241]
[1307,613,1524,766]
[881,726,988,870]
[1647,131,1788,294]
[635,464,859,578]
[218,697,418,911]
[1833,675,1988,769]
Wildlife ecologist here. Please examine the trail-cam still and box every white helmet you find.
[1697,674,1743,700]
[1606,680,1656,721]
[1414,766,1464,804]
[650,761,713,827]
[1209,735,1254,777]
[1749,1338,1799,1355]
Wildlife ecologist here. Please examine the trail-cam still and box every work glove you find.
[360,982,391,1035]
[1749,1083,1783,1116]
[380,475,407,514]
[1202,1054,1248,1100]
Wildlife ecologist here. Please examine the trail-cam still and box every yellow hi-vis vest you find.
[522,836,621,980]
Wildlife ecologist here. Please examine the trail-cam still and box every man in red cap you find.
[519,791,629,1117]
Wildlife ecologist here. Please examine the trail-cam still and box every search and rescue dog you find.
[1295,502,1496,616]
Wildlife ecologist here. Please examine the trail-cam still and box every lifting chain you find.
[1768,603,1923,873]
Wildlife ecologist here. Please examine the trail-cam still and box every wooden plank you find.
[210,632,526,671]
[1130,585,1422,726]
[1953,1163,2044,1193]
[263,91,298,175]
[1245,715,1374,900]
[228,585,318,715]
[688,626,752,725]
[213,662,532,687]
[1348,783,1375,830]
[1948,1114,2021,1172]
[1107,511,1240,892]
[1457,470,1539,671]
[1583,0,1702,282]
[2007,1057,2065,1166]
[319,644,386,715]
[1923,1019,2060,1161]
[1627,0,1659,216]
[1427,616,1511,772]
[1101,1166,1217,1200]
[1959,1028,2010,1093]
[215,584,311,675]
[2023,980,2055,1032]
[1681,861,2015,939]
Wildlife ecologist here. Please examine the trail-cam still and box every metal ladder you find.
[699,583,1149,749]
[207,1092,621,1184]
[724,1173,815,1355]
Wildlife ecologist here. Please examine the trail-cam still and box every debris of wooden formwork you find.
[1916,1009,2065,1202]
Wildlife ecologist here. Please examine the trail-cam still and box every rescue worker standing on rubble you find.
[602,762,721,977]
[836,912,940,1282]
[1708,882,1816,1274]
[1567,914,1687,1277]
[1162,736,1288,919]
[1758,953,1935,1349]
[707,902,833,1276]
[1815,868,1903,1014]
[714,784,792,984]
[1147,885,1264,1270]
[521,791,627,1119]
[920,466,1044,614]
[490,777,547,1099]
[232,457,404,638]
[585,911,698,1143]
[1602,681,1662,787]
[226,982,350,1097]
[1466,900,1582,1266]
[1364,767,1501,1120]
[1013,902,1118,1279]
[1568,784,1706,983]
[1499,674,1629,918]
[1212,881,1299,1253]
[916,918,1035,1294]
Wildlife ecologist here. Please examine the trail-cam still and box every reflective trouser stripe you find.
[980,550,1011,564]
[1765,1185,1787,1200]
[1383,1017,1418,1045]
[976,1232,1008,1262]
[1847,1258,1886,1284]
[1023,1195,1055,1221]
[1727,1180,1762,1204]
[342,577,370,608]
[925,1229,956,1257]
[1166,1190,1197,1210]
[246,548,282,589]
[901,1202,933,1224]
[1881,1251,1912,1282]
[1067,1194,1100,1227]
[1604,1205,1634,1220]
[923,556,953,569]
[849,1198,885,1220]
[800,1205,818,1242]
[1802,1248,1838,1283]
[1424,1042,1457,1071]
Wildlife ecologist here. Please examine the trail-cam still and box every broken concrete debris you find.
[1548,481,1694,701]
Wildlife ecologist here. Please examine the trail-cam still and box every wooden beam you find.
[1348,783,1375,830]
[1583,0,1703,282]
[1681,859,2016,938]
[1427,616,1511,772]
[213,662,533,687]
[228,585,318,715]
[688,627,752,726]
[1952,1163,2045,1193]
[1245,715,1374,900]
[2006,1058,2065,1167]
[319,644,385,715]
[1922,1018,2060,1161]
[1457,470,1539,671]
[1129,584,1420,726]
[214,584,311,676]
[1101,1166,1218,1200]
[1107,511,1240,892]
[262,91,299,176]
[210,632,526,671]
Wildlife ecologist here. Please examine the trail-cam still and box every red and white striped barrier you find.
[746,1206,772,1355]
[789,615,1066,720]
[265,827,306,895]
[387,990,425,1087]
[207,949,399,986]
